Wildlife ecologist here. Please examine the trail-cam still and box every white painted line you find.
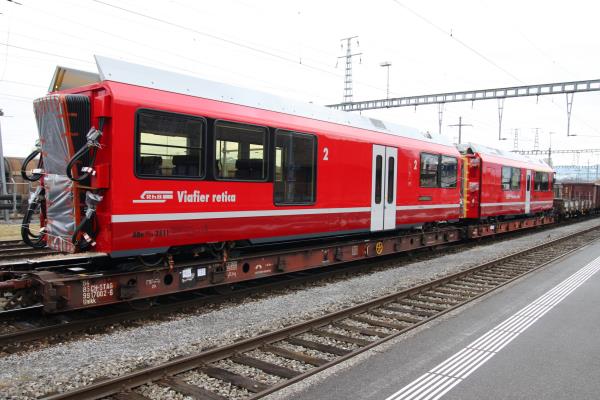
[111,206,371,223]
[385,255,600,400]
[396,204,460,211]
[113,202,465,223]
[480,200,553,207]
[429,348,470,374]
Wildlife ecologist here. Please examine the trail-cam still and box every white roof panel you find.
[460,142,552,169]
[94,55,454,148]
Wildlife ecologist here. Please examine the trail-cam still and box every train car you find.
[459,143,553,220]
[24,56,462,257]
[553,181,599,215]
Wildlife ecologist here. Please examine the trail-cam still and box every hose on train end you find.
[66,121,103,182]
[72,191,103,251]
[21,141,44,182]
[21,186,46,249]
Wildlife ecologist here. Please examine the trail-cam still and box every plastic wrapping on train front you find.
[33,96,76,252]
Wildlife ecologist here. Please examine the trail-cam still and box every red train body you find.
[460,144,554,220]
[25,57,554,258]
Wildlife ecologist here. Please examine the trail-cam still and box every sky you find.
[1,0,600,166]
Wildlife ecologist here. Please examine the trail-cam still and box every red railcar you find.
[555,181,598,204]
[553,181,600,214]
[27,56,462,257]
[459,143,554,220]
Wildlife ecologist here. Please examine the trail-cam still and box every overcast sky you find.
[1,0,600,166]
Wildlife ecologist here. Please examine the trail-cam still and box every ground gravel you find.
[0,218,598,399]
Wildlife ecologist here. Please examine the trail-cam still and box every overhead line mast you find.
[337,36,362,104]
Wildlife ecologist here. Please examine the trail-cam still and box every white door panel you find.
[384,147,398,230]
[370,145,385,231]
[525,169,531,213]
[371,145,397,231]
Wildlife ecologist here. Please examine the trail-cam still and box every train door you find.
[525,169,532,213]
[371,145,397,231]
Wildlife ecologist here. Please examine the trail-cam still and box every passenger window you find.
[534,171,550,191]
[501,166,520,190]
[215,121,267,181]
[274,130,316,204]
[420,153,439,188]
[501,166,511,190]
[511,168,521,190]
[440,156,457,188]
[137,110,205,178]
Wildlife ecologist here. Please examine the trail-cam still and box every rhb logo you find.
[132,190,174,204]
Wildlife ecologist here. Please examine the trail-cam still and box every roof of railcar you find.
[458,142,554,172]
[87,56,455,148]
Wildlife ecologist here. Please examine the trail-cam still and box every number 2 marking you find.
[323,147,329,161]
[413,160,417,170]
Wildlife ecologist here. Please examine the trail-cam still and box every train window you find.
[215,121,267,181]
[534,171,550,191]
[501,166,511,190]
[510,167,521,190]
[136,110,205,178]
[375,155,383,204]
[274,130,316,204]
[420,153,439,188]
[502,166,521,190]
[440,156,457,188]
[387,156,395,203]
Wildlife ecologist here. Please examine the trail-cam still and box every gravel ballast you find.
[1,218,599,399]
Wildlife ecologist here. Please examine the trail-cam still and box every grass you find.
[0,222,22,240]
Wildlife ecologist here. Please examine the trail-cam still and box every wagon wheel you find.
[211,284,234,295]
[127,297,156,311]
[137,254,165,268]
[4,289,39,310]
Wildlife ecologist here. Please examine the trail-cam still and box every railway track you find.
[0,240,57,263]
[0,217,591,351]
[42,224,600,400]
[0,234,480,350]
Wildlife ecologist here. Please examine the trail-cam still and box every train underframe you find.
[0,213,559,313]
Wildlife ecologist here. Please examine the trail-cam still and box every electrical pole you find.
[533,128,540,151]
[448,116,472,144]
[587,159,590,182]
[513,128,519,151]
[566,93,575,136]
[548,131,555,167]
[380,61,392,100]
[0,109,8,222]
[337,36,362,104]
